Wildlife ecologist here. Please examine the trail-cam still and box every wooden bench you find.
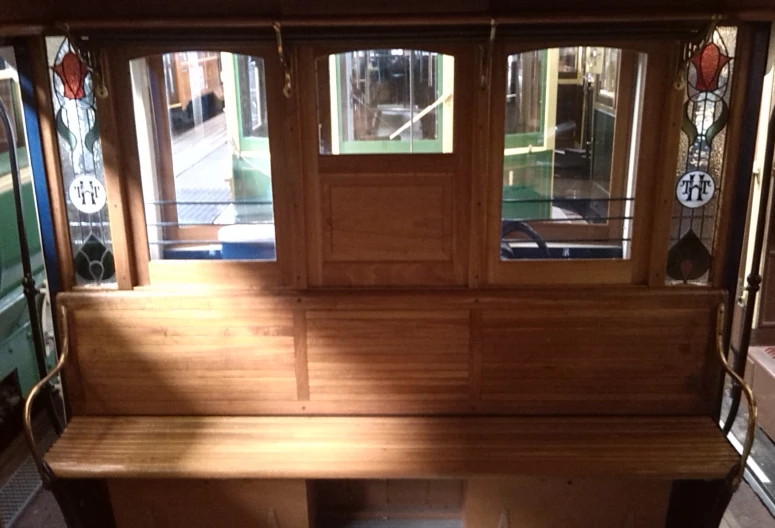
[47,416,736,480]
[28,288,743,527]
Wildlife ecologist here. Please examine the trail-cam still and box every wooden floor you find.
[721,482,775,528]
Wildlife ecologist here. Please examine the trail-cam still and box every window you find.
[0,46,45,296]
[130,51,276,261]
[667,27,736,283]
[317,49,455,154]
[499,46,646,261]
[47,37,116,284]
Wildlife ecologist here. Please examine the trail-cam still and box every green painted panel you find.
[501,150,553,221]
[232,155,274,223]
[339,138,442,154]
[0,321,38,396]
[0,152,43,300]
[0,146,46,398]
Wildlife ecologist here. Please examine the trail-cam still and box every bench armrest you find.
[717,303,758,490]
[23,306,70,487]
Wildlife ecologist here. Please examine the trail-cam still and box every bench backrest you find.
[59,288,723,416]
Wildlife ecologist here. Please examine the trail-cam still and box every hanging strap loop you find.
[480,18,497,90]
[273,22,293,98]
[57,23,110,98]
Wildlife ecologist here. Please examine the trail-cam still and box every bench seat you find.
[45,415,738,480]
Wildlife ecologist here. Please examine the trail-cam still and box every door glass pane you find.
[131,52,275,261]
[500,47,647,261]
[317,49,455,154]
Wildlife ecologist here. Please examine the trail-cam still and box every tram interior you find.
[5,4,775,527]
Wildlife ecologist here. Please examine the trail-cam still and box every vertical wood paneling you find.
[97,50,136,289]
[294,309,310,400]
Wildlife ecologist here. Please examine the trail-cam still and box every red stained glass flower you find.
[689,42,730,93]
[53,52,89,100]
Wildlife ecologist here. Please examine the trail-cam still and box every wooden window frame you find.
[299,41,474,287]
[484,39,680,285]
[99,40,303,288]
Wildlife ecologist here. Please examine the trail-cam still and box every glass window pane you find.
[46,37,115,285]
[131,51,275,261]
[317,49,454,154]
[500,47,647,261]
[667,27,736,284]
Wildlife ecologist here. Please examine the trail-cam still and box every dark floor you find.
[8,480,775,527]
[11,489,64,528]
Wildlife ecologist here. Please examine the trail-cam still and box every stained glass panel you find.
[667,27,737,284]
[46,37,115,285]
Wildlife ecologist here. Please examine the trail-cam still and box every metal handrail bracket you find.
[23,305,70,488]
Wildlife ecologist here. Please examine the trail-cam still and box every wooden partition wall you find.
[59,288,724,417]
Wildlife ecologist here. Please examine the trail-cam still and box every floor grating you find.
[0,457,41,527]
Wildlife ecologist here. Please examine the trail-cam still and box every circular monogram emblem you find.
[69,175,107,214]
[676,170,715,209]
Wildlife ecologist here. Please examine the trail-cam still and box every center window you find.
[317,49,455,154]
[500,47,646,260]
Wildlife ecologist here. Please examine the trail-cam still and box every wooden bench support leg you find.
[665,479,733,528]
[50,479,116,528]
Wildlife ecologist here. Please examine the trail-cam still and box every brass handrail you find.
[716,303,758,491]
[23,305,70,488]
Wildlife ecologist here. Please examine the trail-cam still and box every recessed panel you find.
[306,311,469,402]
[325,181,450,262]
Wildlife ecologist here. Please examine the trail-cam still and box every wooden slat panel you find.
[58,288,723,415]
[480,307,714,413]
[307,311,470,402]
[68,307,298,414]
[45,416,737,480]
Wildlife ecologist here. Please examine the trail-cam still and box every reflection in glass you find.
[500,47,646,261]
[131,52,275,261]
[505,51,545,139]
[318,49,454,154]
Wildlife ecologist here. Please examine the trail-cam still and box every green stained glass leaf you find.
[84,114,99,154]
[681,101,698,146]
[55,107,77,151]
[706,99,728,148]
